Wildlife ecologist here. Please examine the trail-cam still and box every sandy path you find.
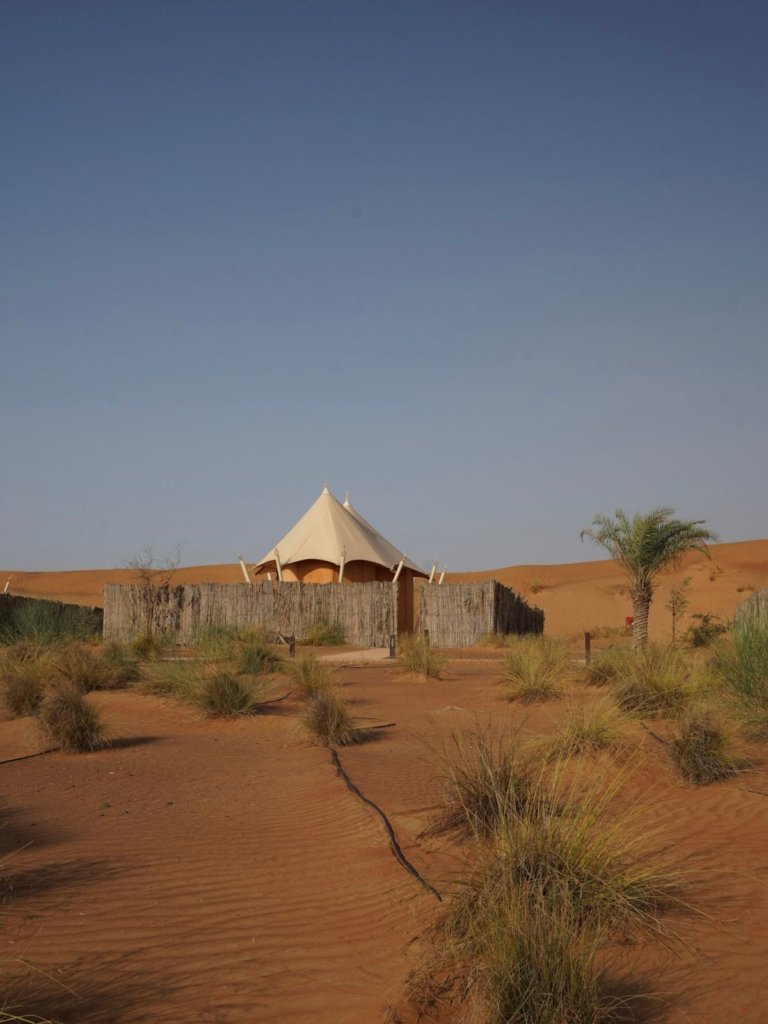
[2,693,424,1023]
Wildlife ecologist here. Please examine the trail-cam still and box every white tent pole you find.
[274,548,284,583]
[267,572,273,582]
[429,562,437,584]
[393,555,406,583]
[2,576,11,595]
[338,547,346,583]
[438,567,447,585]
[238,554,252,586]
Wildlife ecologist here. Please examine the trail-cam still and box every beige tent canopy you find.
[255,485,425,582]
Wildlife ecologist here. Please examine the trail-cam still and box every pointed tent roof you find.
[255,486,425,575]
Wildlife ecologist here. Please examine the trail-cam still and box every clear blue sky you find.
[2,0,766,572]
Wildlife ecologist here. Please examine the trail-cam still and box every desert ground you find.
[2,542,768,1023]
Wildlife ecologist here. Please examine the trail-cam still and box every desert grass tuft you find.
[421,730,540,843]
[196,671,269,717]
[288,656,338,699]
[235,631,282,675]
[99,640,141,684]
[501,636,569,703]
[581,647,631,687]
[304,620,345,646]
[37,685,108,752]
[54,643,125,692]
[543,697,630,762]
[398,635,446,678]
[613,644,698,718]
[2,670,47,718]
[710,617,768,738]
[670,705,752,785]
[302,688,365,746]
[142,660,201,699]
[193,624,242,660]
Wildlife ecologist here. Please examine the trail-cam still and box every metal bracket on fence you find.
[389,633,396,659]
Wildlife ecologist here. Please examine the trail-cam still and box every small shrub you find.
[398,635,446,678]
[711,617,768,738]
[686,613,728,648]
[421,730,539,843]
[302,689,364,746]
[304,620,345,646]
[501,636,569,703]
[193,624,241,660]
[0,599,100,645]
[236,633,282,675]
[100,641,141,684]
[544,697,629,761]
[670,706,751,785]
[581,647,630,687]
[614,644,696,718]
[130,634,171,661]
[289,656,338,699]
[197,671,268,717]
[54,643,121,692]
[143,660,200,699]
[37,686,108,752]
[2,671,47,717]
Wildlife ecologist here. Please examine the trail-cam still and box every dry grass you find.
[613,644,699,718]
[142,660,201,699]
[421,730,540,843]
[37,685,108,752]
[581,647,630,687]
[2,670,47,718]
[288,656,338,699]
[543,697,631,762]
[196,671,269,717]
[235,631,282,675]
[304,621,345,646]
[501,637,570,703]
[302,689,365,746]
[398,635,446,678]
[670,705,752,785]
[54,643,125,692]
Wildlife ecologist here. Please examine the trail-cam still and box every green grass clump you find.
[143,660,200,699]
[130,634,171,661]
[398,635,446,678]
[289,656,338,699]
[99,640,141,684]
[501,637,569,703]
[54,643,124,692]
[0,598,101,645]
[236,632,282,675]
[613,644,698,718]
[670,706,751,785]
[711,617,768,738]
[421,731,539,843]
[304,620,345,646]
[544,697,630,762]
[196,671,269,717]
[302,689,364,746]
[2,670,47,718]
[193,624,242,660]
[581,647,630,687]
[37,686,108,752]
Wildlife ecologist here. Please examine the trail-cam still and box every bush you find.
[711,617,768,738]
[543,697,629,761]
[54,643,122,692]
[0,598,101,645]
[130,634,171,661]
[613,644,697,718]
[100,641,141,684]
[398,635,446,678]
[501,637,569,703]
[143,660,200,699]
[421,730,539,843]
[302,689,364,746]
[670,706,751,785]
[236,632,282,675]
[686,613,728,648]
[2,670,47,718]
[193,624,242,660]
[304,620,345,646]
[581,647,630,687]
[289,656,338,699]
[37,686,108,752]
[196,671,268,717]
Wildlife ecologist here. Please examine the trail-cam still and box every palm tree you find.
[581,508,717,648]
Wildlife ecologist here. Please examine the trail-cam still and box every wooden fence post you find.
[584,631,592,664]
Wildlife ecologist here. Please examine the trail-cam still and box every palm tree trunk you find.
[631,587,652,648]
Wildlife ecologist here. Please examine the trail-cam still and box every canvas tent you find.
[254,486,426,633]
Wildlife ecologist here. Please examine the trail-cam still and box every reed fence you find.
[417,580,543,647]
[103,581,397,647]
[734,587,768,626]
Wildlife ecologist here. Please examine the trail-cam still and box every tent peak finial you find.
[322,478,329,493]
[343,491,351,508]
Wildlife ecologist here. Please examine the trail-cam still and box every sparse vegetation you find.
[543,697,629,761]
[289,656,338,699]
[54,643,122,692]
[685,613,728,648]
[398,635,446,678]
[670,705,751,785]
[613,644,698,717]
[37,685,108,752]
[304,620,345,646]
[100,640,141,684]
[196,671,269,717]
[581,647,629,687]
[130,633,170,661]
[236,631,282,675]
[0,598,100,645]
[193,624,242,660]
[302,689,364,746]
[711,616,768,737]
[421,730,538,843]
[501,636,569,703]
[142,659,200,699]
[2,670,47,718]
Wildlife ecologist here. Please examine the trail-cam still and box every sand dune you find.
[3,539,767,639]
